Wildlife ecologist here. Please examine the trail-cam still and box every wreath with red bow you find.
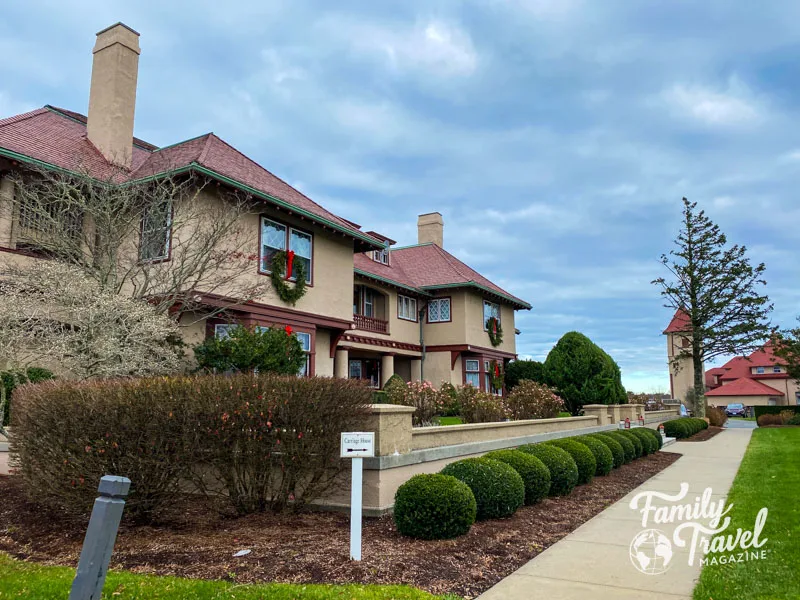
[270,250,307,305]
[489,359,504,391]
[486,316,503,347]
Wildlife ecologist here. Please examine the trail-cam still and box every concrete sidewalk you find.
[478,428,753,600]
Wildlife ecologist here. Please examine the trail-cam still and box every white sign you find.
[341,432,375,458]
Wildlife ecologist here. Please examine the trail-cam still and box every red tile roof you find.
[355,243,531,309]
[663,309,691,333]
[0,106,380,248]
[705,377,784,397]
[706,343,788,383]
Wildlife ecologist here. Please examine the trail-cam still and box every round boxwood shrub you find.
[518,443,579,496]
[663,418,694,439]
[641,426,663,450]
[617,430,644,457]
[485,449,551,505]
[394,474,477,539]
[546,438,596,485]
[591,434,625,468]
[440,457,524,520]
[574,435,613,476]
[630,428,657,455]
[606,431,636,463]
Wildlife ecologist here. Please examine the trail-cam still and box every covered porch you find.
[332,334,422,389]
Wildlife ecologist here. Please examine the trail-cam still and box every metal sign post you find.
[341,432,375,561]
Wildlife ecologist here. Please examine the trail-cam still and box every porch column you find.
[334,348,349,379]
[410,358,422,383]
[380,353,395,388]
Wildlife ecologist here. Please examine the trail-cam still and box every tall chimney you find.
[86,23,140,168]
[417,212,444,247]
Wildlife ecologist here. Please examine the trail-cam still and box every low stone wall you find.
[411,416,599,451]
[321,405,624,515]
[643,409,681,425]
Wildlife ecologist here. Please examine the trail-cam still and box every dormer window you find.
[756,366,765,374]
[373,248,389,265]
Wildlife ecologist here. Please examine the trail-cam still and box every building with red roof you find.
[664,309,798,406]
[0,23,530,392]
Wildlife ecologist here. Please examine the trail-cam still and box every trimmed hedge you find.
[394,474,477,539]
[641,426,663,451]
[518,443,579,496]
[591,434,625,468]
[546,439,596,485]
[574,435,614,476]
[485,449,551,505]
[606,431,636,463]
[663,417,707,439]
[753,406,800,419]
[629,428,657,455]
[441,457,525,520]
[617,430,644,457]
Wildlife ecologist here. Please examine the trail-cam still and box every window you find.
[484,360,503,396]
[773,366,782,373]
[363,288,374,317]
[756,366,765,374]
[140,200,171,261]
[373,248,389,265]
[214,323,237,339]
[296,331,311,377]
[260,217,312,283]
[428,298,451,323]
[398,295,417,321]
[349,360,363,379]
[483,300,500,330]
[465,359,480,388]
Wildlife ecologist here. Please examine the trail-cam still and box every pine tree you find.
[652,198,773,417]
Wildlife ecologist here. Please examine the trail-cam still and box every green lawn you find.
[729,416,757,422]
[0,553,457,600]
[694,428,800,600]
[435,416,463,426]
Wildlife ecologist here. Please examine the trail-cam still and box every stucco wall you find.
[315,329,334,377]
[667,332,697,402]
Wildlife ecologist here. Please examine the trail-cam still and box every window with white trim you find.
[428,298,451,323]
[260,217,313,283]
[398,295,417,321]
[465,359,480,388]
[296,331,311,377]
[214,323,237,339]
[483,300,500,330]
[756,366,765,374]
[373,248,389,265]
[140,199,172,261]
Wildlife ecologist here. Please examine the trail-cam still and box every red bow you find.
[494,363,500,377]
[285,325,293,335]
[285,250,295,280]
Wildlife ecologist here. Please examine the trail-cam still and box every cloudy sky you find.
[2,1,798,392]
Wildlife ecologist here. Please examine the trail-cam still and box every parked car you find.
[725,403,746,417]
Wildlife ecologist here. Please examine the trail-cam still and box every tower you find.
[663,309,700,401]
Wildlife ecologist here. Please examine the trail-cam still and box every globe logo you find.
[629,529,674,575]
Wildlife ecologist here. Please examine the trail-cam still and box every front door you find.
[349,358,381,388]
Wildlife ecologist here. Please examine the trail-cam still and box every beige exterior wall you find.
[666,331,697,402]
[423,351,461,387]
[314,329,334,377]
[352,277,421,346]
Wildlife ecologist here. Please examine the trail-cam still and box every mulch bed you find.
[679,426,725,442]
[0,452,679,599]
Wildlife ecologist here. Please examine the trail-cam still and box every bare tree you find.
[8,163,267,319]
[0,261,183,378]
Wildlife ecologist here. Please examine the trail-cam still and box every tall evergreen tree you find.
[652,198,773,417]
[775,319,800,382]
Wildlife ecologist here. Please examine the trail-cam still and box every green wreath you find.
[489,359,504,391]
[270,250,307,305]
[486,316,503,347]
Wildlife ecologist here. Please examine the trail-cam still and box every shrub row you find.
[12,374,372,522]
[757,410,800,427]
[394,426,664,539]
[662,417,708,439]
[753,405,800,419]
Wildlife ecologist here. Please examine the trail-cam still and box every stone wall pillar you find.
[360,404,416,456]
[334,348,349,379]
[609,404,622,426]
[380,353,395,388]
[583,404,611,426]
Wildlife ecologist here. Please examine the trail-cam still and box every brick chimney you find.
[86,23,140,168]
[417,212,444,247]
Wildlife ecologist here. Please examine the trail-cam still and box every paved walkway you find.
[478,428,753,600]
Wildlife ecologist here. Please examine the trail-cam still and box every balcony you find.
[354,313,388,334]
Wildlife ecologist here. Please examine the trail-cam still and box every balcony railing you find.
[354,313,388,334]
